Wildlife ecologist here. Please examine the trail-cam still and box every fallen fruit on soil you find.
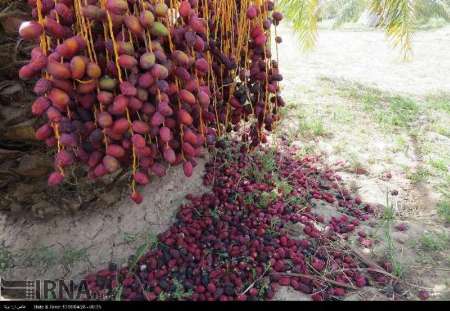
[83,141,386,301]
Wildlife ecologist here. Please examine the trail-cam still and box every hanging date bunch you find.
[18,0,284,204]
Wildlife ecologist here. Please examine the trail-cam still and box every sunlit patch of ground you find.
[275,25,450,300]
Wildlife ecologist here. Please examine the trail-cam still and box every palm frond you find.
[415,0,450,23]
[278,0,320,51]
[370,0,415,60]
[279,0,417,59]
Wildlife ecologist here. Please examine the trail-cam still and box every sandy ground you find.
[0,158,208,283]
[275,24,450,300]
[279,24,450,96]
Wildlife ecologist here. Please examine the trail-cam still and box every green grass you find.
[61,247,89,270]
[257,191,278,209]
[0,244,13,272]
[158,291,169,301]
[392,135,409,153]
[380,195,405,278]
[129,232,158,270]
[344,151,367,173]
[323,79,421,130]
[382,203,395,222]
[243,192,256,205]
[372,193,406,278]
[426,94,450,114]
[22,245,58,270]
[284,100,330,139]
[260,148,278,173]
[243,147,278,183]
[429,158,449,174]
[244,190,278,209]
[295,143,318,158]
[298,116,328,137]
[432,124,450,138]
[170,279,193,300]
[418,232,449,252]
[360,93,419,129]
[357,90,384,111]
[314,78,450,199]
[285,195,307,208]
[241,145,308,211]
[436,175,450,198]
[437,200,450,223]
[425,93,450,138]
[331,106,356,123]
[275,179,293,196]
[114,285,123,301]
[123,232,140,244]
[112,231,159,301]
[425,156,450,199]
[266,217,282,237]
[407,167,431,184]
[380,97,420,128]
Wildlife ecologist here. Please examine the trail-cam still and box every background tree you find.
[278,0,450,59]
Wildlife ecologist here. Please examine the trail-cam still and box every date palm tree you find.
[278,0,450,59]
[324,0,449,28]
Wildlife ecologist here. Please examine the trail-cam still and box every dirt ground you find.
[0,24,449,301]
[274,24,450,300]
[279,25,450,96]
[0,157,208,283]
